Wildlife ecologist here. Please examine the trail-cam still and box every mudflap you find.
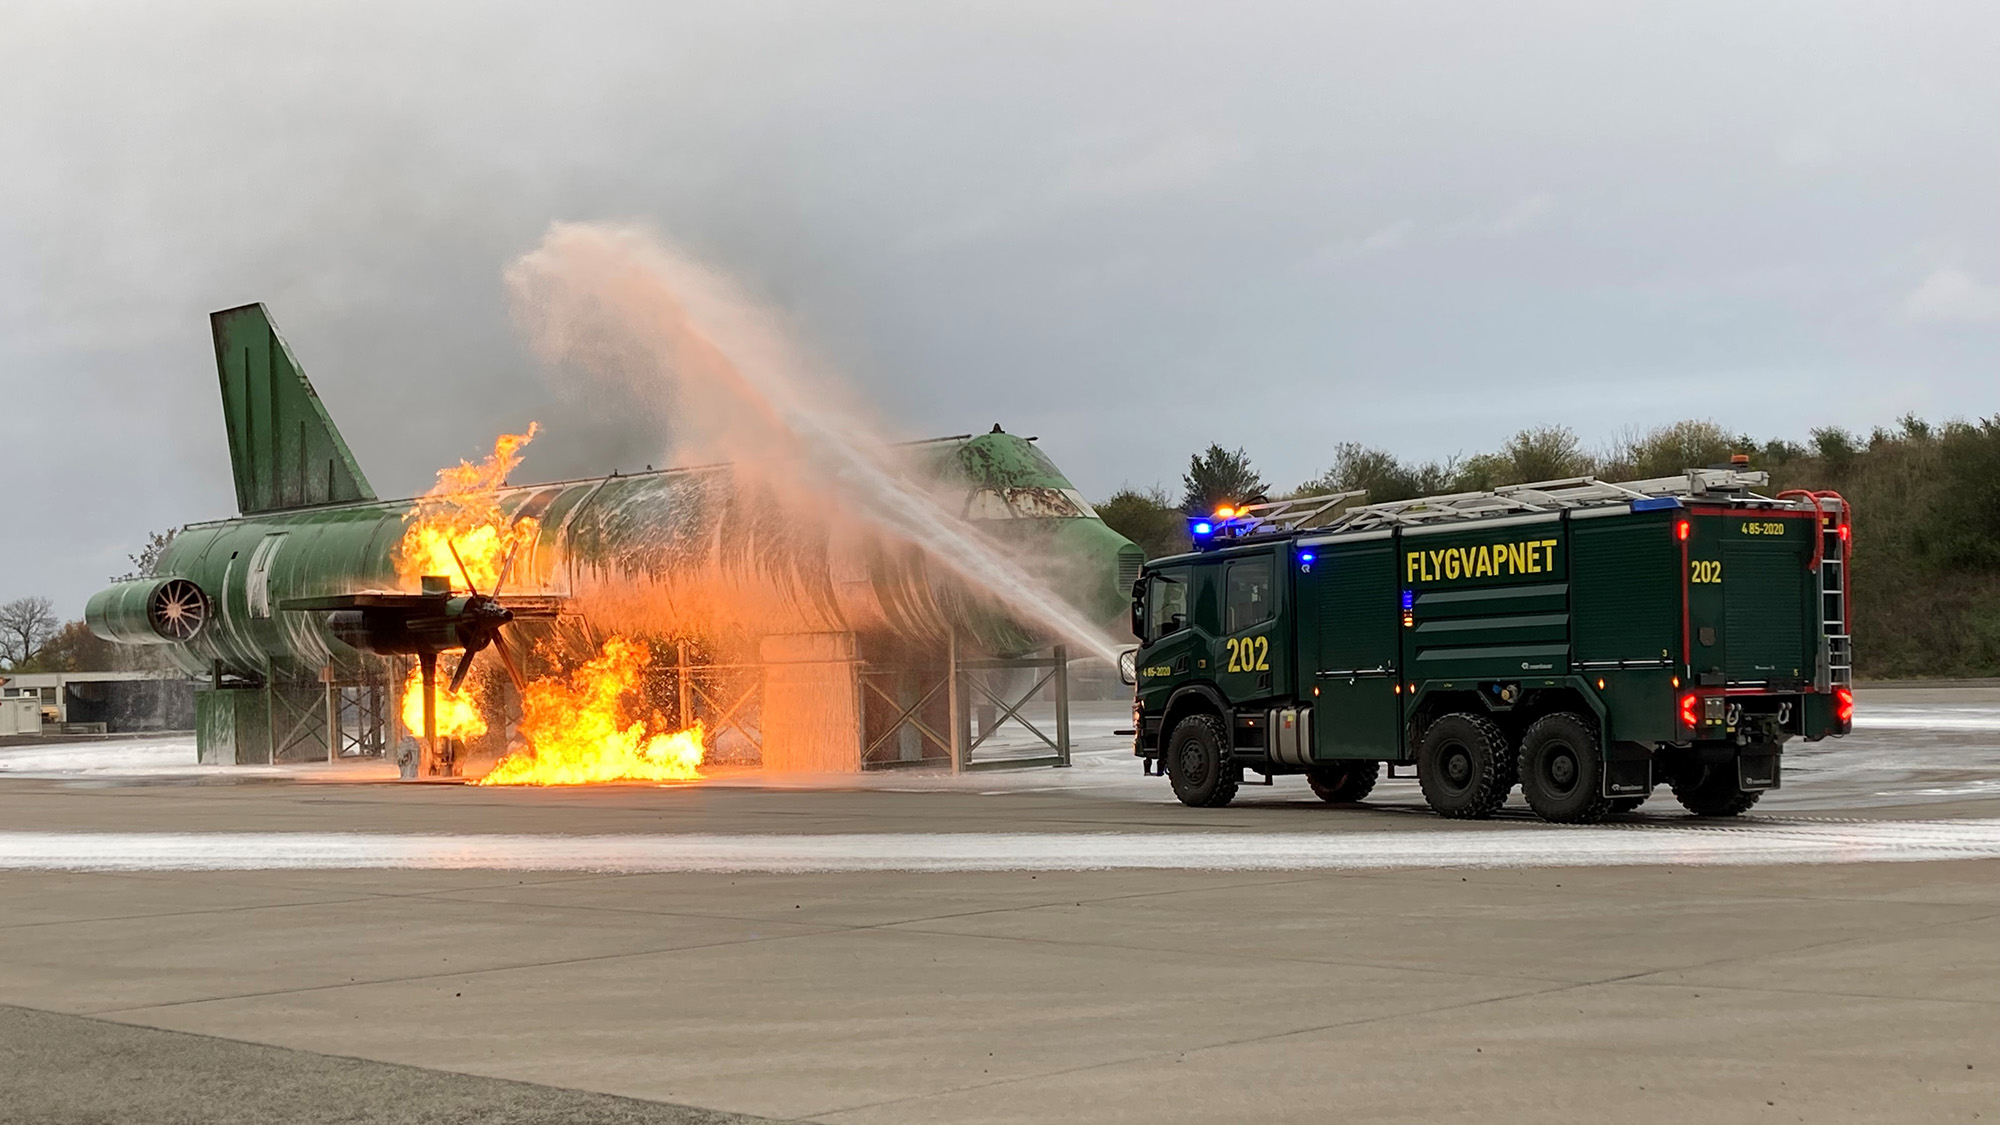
[1738,752,1781,791]
[1602,741,1653,798]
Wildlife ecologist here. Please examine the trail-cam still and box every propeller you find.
[281,532,559,779]
[443,540,540,697]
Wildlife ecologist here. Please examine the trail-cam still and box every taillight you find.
[1680,692,1698,728]
[1835,687,1854,725]
[1676,520,1690,541]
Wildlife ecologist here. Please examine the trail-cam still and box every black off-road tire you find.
[1518,712,1615,824]
[1306,761,1380,804]
[1670,762,1763,817]
[1417,713,1512,819]
[1166,713,1239,808]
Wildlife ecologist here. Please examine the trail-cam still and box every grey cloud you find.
[1903,268,2000,325]
[2,0,1998,615]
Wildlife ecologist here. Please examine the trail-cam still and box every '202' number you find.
[1226,636,1270,672]
[1691,559,1723,584]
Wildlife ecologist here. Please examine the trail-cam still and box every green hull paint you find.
[87,309,1142,683]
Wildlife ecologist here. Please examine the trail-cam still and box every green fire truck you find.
[1125,469,1853,822]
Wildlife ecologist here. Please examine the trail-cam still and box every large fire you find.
[398,426,542,592]
[476,636,706,786]
[399,664,487,740]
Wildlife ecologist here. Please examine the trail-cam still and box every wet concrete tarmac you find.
[3,683,1999,1122]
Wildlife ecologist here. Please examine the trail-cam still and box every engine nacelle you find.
[85,577,212,645]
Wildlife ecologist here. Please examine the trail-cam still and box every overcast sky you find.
[3,1,1996,615]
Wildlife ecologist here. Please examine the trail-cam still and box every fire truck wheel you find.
[1166,713,1239,808]
[1417,713,1511,819]
[1670,762,1763,817]
[1307,761,1380,804]
[1519,712,1614,824]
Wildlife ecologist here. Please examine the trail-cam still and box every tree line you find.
[0,532,174,673]
[1095,416,2000,679]
[5,430,1995,679]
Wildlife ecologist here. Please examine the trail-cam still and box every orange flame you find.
[399,664,487,740]
[398,426,542,592]
[476,636,706,786]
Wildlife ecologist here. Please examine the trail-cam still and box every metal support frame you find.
[855,631,1069,772]
[955,645,1071,770]
[665,657,763,753]
[861,665,954,765]
[324,665,339,764]
[948,627,964,773]
[266,680,328,764]
[253,668,394,767]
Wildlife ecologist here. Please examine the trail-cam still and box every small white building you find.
[0,695,40,736]
[0,671,194,733]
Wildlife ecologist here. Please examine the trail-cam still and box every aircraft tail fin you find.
[210,303,376,514]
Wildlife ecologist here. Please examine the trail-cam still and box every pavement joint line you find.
[1306,863,2000,909]
[835,891,2000,1003]
[1608,903,2000,988]
[1606,976,2000,1008]
[0,892,390,933]
[79,921,855,1018]
[82,904,1989,1125]
[0,1000,788,1124]
[60,883,1590,1023]
[862,890,1971,987]
[796,974,1591,1121]
[361,872,1362,954]
[0,866,751,931]
[869,921,1589,987]
[28,866,1635,991]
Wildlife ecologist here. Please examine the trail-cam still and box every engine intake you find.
[85,577,212,645]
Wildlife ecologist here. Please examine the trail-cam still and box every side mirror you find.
[1118,648,1138,686]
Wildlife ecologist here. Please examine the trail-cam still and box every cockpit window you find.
[961,487,1097,521]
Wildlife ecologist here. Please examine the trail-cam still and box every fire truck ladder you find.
[1820,542,1853,689]
[1782,490,1853,691]
[1211,470,1783,546]
[1315,468,1776,535]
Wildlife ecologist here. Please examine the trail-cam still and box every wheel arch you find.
[1408,679,1611,757]
[1161,683,1229,749]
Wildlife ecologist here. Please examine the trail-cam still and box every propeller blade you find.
[447,650,478,695]
[492,627,531,696]
[445,540,477,595]
[491,542,518,599]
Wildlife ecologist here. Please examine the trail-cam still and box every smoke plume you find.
[504,221,1125,664]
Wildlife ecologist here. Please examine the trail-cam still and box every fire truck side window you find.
[1146,573,1188,641]
[1225,557,1274,634]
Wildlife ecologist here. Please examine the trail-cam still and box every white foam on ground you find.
[0,736,207,776]
[6,820,2000,873]
[1852,706,2000,731]
[0,736,397,780]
